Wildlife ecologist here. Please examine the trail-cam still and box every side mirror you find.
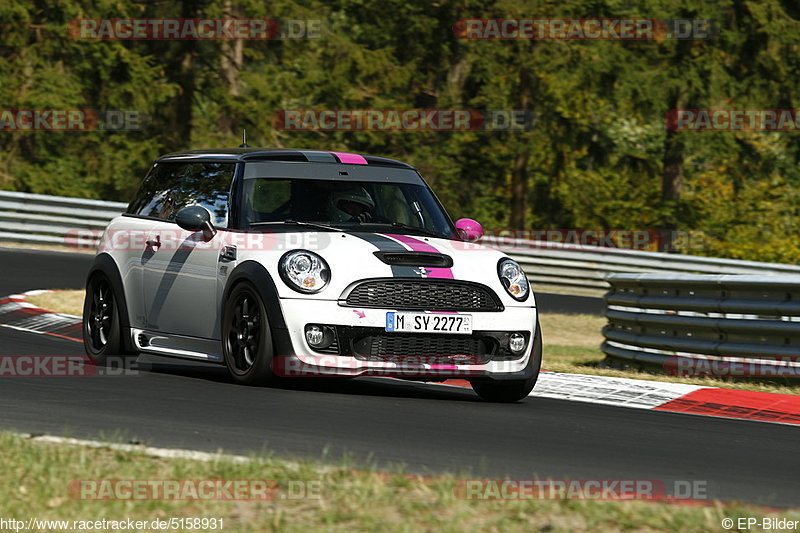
[176,205,216,240]
[455,218,483,242]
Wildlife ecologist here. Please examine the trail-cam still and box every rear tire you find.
[471,321,542,403]
[222,281,275,386]
[83,273,136,366]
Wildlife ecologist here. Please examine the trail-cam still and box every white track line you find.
[19,433,251,464]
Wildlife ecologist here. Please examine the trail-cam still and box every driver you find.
[327,187,375,223]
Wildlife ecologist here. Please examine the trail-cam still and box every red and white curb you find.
[2,291,800,427]
[538,373,800,425]
[444,372,800,426]
[0,290,82,342]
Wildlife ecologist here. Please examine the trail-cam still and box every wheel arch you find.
[85,252,135,353]
[222,261,292,356]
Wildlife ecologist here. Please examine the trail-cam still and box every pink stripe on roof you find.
[331,152,368,164]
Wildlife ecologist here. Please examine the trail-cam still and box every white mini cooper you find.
[83,148,541,402]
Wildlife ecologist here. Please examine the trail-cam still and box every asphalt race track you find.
[0,248,797,507]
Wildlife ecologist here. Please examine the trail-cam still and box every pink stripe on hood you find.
[384,233,454,279]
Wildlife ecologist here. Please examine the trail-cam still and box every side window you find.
[127,162,234,226]
[170,163,234,227]
[127,163,188,220]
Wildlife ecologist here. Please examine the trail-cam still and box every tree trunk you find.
[171,0,199,147]
[660,92,685,252]
[662,129,683,204]
[511,152,530,228]
[660,129,684,251]
[218,0,243,135]
[510,68,532,229]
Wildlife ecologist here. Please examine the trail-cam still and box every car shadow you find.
[131,355,485,402]
[142,236,199,327]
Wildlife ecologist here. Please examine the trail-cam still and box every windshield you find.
[241,178,455,238]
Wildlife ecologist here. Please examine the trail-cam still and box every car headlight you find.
[279,250,331,293]
[498,258,529,301]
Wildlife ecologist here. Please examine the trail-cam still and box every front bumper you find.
[272,298,537,379]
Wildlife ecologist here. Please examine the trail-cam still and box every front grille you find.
[351,333,493,364]
[343,280,502,311]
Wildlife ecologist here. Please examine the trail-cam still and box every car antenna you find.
[239,129,248,148]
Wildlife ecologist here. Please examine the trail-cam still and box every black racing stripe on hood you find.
[346,232,418,277]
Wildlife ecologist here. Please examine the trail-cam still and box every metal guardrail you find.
[0,191,127,246]
[602,273,800,372]
[482,236,800,296]
[2,191,800,298]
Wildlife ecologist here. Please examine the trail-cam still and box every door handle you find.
[145,235,161,249]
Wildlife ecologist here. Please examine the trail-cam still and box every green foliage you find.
[2,0,800,262]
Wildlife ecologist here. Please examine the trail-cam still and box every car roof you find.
[156,148,415,169]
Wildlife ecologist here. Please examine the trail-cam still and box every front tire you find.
[471,321,542,402]
[222,281,275,385]
[83,273,136,366]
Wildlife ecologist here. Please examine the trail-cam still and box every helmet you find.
[328,187,375,222]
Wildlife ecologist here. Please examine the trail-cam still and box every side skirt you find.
[130,328,223,363]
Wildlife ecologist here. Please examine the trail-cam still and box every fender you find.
[85,252,135,353]
[222,261,293,356]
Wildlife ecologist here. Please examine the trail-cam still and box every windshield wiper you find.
[356,221,445,239]
[250,220,344,232]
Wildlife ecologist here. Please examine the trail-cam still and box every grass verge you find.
[0,431,796,532]
[25,290,800,395]
[25,289,85,316]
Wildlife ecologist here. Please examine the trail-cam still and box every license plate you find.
[385,312,472,334]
